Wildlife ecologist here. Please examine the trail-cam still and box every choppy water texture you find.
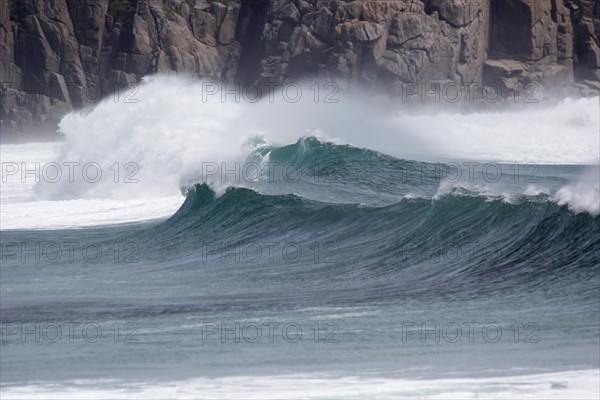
[0,78,599,398]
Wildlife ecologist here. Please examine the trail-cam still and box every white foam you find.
[0,142,183,230]
[1,369,598,399]
[35,76,252,201]
[524,185,550,196]
[554,165,600,216]
[0,196,183,230]
[392,96,600,164]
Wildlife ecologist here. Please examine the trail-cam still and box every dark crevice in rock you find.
[489,0,533,58]
[235,0,269,83]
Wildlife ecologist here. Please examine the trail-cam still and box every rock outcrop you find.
[1,0,242,139]
[1,0,599,140]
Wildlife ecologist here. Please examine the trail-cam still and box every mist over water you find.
[27,75,600,216]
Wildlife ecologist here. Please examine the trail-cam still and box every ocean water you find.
[0,77,599,399]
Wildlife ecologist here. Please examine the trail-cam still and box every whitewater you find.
[1,76,599,230]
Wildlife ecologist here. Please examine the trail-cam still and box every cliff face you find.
[1,0,599,140]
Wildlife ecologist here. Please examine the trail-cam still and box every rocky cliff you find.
[1,0,599,140]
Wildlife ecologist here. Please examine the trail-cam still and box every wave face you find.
[1,76,599,397]
[152,137,600,301]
